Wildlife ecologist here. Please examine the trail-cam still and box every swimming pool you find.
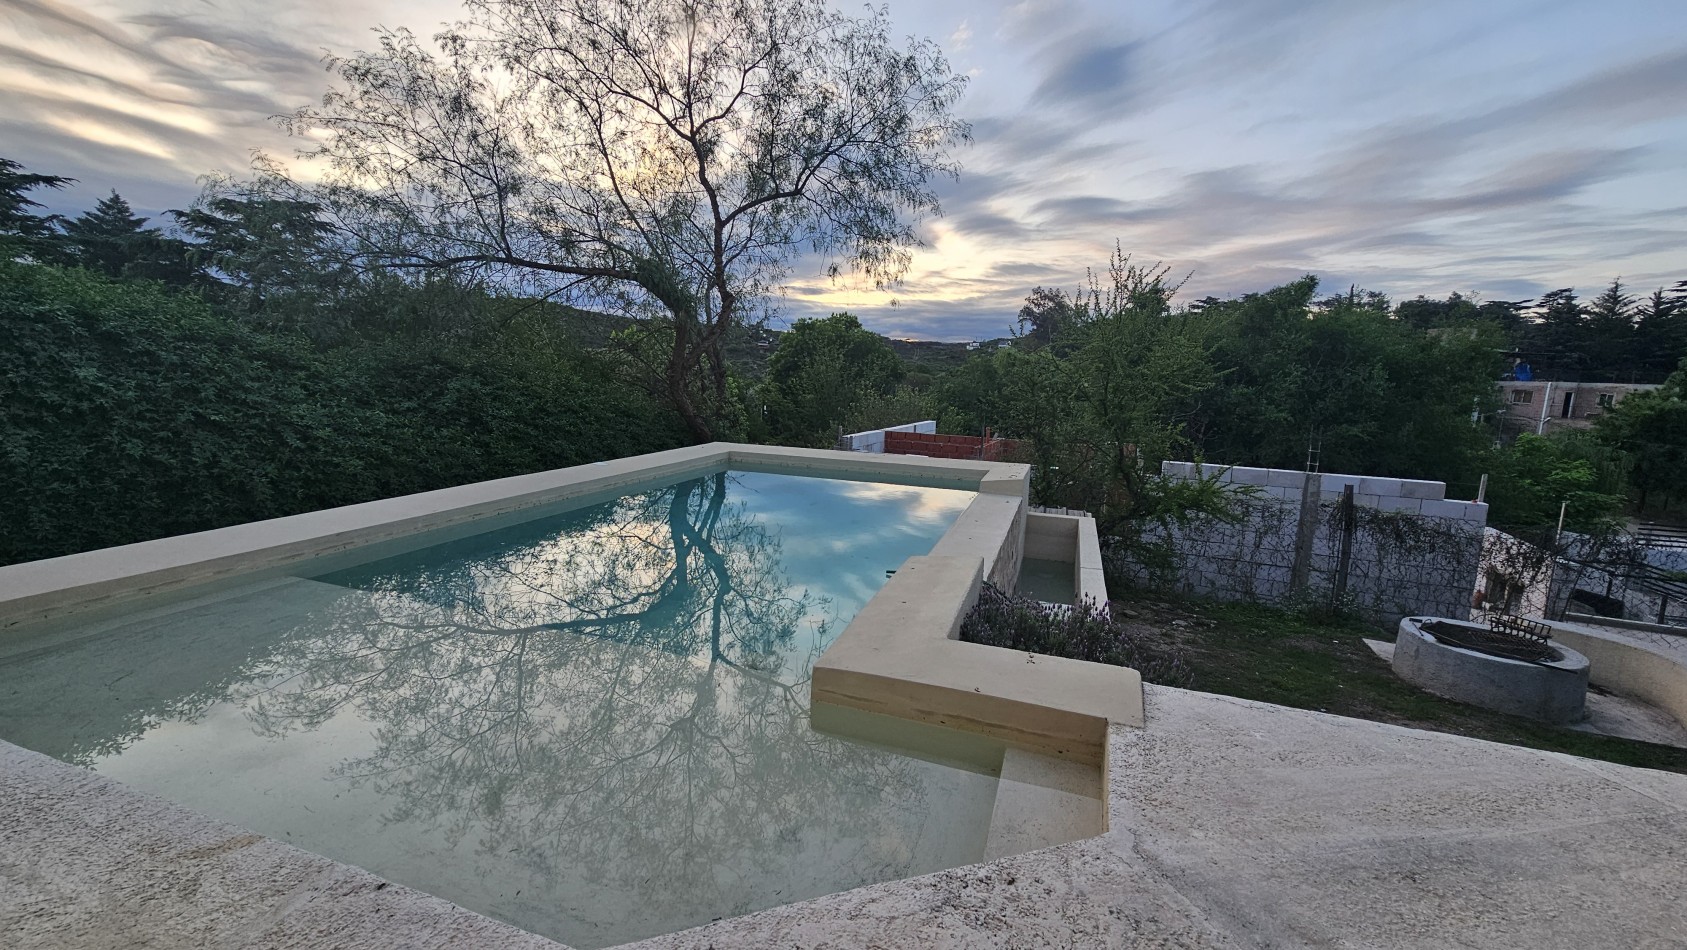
[0,468,1075,948]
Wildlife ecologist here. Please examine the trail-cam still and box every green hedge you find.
[0,263,686,565]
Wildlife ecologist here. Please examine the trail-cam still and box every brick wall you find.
[883,430,1022,462]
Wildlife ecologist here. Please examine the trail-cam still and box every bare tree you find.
[279,0,970,440]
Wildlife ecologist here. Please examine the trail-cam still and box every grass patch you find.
[1114,596,1687,774]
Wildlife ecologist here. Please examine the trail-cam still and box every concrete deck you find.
[9,684,1687,949]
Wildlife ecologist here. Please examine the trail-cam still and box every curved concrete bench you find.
[1540,619,1687,733]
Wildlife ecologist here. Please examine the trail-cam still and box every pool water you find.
[1018,557,1077,604]
[0,470,1014,948]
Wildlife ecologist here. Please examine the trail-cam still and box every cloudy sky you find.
[4,0,1686,340]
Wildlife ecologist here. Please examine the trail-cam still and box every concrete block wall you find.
[839,420,937,453]
[1158,461,1484,522]
[1117,462,1489,628]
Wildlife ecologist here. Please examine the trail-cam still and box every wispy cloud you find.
[4,0,1685,341]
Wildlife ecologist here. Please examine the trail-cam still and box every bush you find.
[959,583,1191,686]
[0,262,687,565]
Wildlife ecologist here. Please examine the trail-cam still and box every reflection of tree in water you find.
[240,473,964,935]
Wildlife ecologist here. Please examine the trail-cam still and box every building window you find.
[1511,389,1533,404]
[1561,391,1575,419]
[1598,392,1615,409]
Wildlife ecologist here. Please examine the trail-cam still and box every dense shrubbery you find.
[0,262,685,565]
[959,583,1192,687]
[7,149,1685,566]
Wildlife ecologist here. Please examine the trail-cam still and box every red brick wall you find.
[883,430,1023,461]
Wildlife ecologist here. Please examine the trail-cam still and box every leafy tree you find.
[1314,285,1389,316]
[1484,433,1625,532]
[837,384,941,439]
[0,157,72,262]
[1393,291,1527,333]
[1596,357,1687,511]
[984,251,1219,527]
[1194,277,1500,487]
[1065,251,1214,506]
[278,0,969,442]
[0,260,684,565]
[1395,292,1476,330]
[1013,286,1075,349]
[934,351,1004,435]
[171,174,343,322]
[759,313,903,445]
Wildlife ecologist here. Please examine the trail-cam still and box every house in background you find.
[1497,380,1659,438]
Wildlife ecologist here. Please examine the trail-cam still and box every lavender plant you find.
[959,583,1191,687]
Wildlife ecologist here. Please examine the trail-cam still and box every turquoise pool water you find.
[0,470,1003,948]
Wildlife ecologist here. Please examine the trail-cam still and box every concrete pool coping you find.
[0,443,1027,631]
[813,555,1140,767]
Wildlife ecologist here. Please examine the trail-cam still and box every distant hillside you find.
[523,298,1001,379]
[885,338,974,375]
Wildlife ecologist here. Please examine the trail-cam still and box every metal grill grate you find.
[1419,618,1563,664]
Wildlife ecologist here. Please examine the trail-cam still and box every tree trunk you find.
[661,296,714,443]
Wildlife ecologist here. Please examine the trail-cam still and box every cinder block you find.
[1420,499,1487,522]
[1265,469,1308,490]
[1228,466,1270,485]
[1397,479,1445,500]
[1321,474,1360,493]
[1376,495,1424,514]
[1359,477,1402,497]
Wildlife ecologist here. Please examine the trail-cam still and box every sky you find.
[4,0,1686,341]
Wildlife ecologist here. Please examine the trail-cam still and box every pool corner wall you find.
[1023,511,1108,606]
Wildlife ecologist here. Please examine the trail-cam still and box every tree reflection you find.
[226,472,983,944]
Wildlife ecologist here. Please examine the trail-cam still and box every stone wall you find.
[1112,463,1488,629]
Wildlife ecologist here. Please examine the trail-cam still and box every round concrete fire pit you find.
[1394,616,1589,724]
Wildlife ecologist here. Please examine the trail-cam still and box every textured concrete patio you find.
[7,682,1686,949]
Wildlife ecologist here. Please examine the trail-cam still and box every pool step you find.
[983,747,1104,860]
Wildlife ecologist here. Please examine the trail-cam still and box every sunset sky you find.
[4,0,1686,340]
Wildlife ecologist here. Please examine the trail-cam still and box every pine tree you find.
[1635,283,1687,381]
[0,157,73,261]
[62,191,149,277]
[1521,288,1587,378]
[1585,277,1637,381]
